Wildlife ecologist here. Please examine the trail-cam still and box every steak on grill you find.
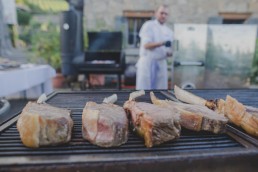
[17,102,73,148]
[225,95,258,137]
[174,85,225,115]
[174,85,258,137]
[123,91,181,148]
[82,95,128,147]
[150,92,228,134]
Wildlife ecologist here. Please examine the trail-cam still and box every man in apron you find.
[136,4,173,90]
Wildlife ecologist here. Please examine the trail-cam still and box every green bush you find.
[18,22,41,45]
[24,0,68,14]
[30,22,61,71]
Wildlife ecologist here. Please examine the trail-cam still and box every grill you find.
[0,90,258,171]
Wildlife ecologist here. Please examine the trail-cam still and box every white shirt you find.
[136,19,173,90]
[139,19,173,60]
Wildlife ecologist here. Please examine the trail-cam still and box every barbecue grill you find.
[0,90,257,171]
[60,0,126,89]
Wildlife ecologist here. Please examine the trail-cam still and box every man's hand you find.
[163,41,171,47]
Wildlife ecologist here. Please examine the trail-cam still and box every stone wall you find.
[83,0,258,31]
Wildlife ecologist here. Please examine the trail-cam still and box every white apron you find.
[136,57,167,90]
[136,20,173,90]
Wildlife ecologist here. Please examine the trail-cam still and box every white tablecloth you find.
[0,64,56,99]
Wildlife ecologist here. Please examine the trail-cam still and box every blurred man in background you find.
[136,4,173,90]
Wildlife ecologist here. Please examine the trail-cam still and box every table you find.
[0,64,56,99]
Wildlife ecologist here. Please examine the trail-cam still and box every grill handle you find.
[174,60,205,67]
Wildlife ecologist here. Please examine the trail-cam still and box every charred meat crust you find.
[17,102,73,148]
[124,101,181,148]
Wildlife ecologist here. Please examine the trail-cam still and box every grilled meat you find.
[123,91,181,148]
[82,98,128,147]
[174,85,225,115]
[150,92,228,134]
[17,102,73,148]
[174,85,258,137]
[225,95,258,137]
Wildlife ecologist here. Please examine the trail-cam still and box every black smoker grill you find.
[60,0,125,89]
[0,89,258,171]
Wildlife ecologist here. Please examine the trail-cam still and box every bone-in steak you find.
[225,95,258,137]
[17,102,73,148]
[124,100,181,148]
[150,92,228,134]
[82,102,128,147]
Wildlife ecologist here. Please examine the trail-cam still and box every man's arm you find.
[144,40,172,49]
[144,41,165,49]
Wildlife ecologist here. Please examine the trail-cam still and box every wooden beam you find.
[123,10,154,18]
[219,12,252,20]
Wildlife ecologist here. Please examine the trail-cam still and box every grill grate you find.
[0,112,243,157]
[0,91,244,157]
[0,90,258,172]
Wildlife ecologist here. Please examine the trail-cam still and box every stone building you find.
[83,0,258,48]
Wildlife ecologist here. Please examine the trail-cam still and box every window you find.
[219,12,251,24]
[123,10,154,47]
[127,17,149,47]
[223,19,245,24]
